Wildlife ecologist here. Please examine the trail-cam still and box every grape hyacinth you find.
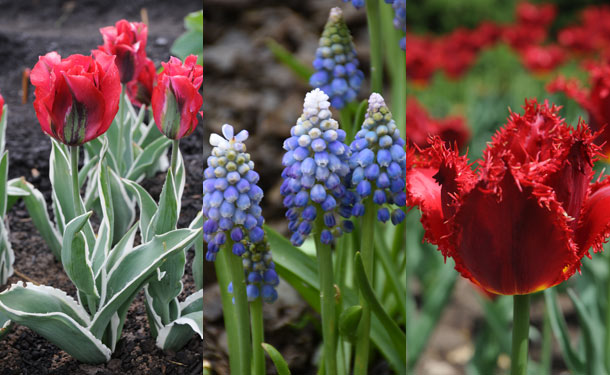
[281,89,354,246]
[385,0,406,50]
[203,124,279,302]
[342,0,364,9]
[349,93,407,224]
[310,7,364,109]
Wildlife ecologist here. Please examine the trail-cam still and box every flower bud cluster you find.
[281,89,354,246]
[310,7,364,109]
[241,236,279,303]
[349,93,407,224]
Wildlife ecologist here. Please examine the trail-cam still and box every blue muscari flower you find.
[384,0,406,50]
[203,124,279,303]
[349,93,406,225]
[310,8,364,110]
[281,89,354,246]
[342,0,364,9]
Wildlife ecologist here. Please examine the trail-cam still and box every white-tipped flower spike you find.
[281,89,354,246]
[203,124,279,302]
[349,93,407,224]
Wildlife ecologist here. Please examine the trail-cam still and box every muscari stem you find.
[366,0,383,93]
[314,208,337,375]
[224,240,252,375]
[214,247,241,374]
[250,297,265,375]
[511,294,530,375]
[354,197,376,375]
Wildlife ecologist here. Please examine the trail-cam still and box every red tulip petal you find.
[452,167,578,295]
[575,178,610,256]
[62,73,106,143]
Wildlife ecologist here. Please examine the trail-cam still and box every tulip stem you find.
[250,297,265,375]
[511,294,530,375]
[221,239,252,375]
[70,146,82,216]
[366,0,383,93]
[314,208,337,375]
[170,139,180,177]
[354,197,376,375]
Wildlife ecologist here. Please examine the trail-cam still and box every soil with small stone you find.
[0,0,202,374]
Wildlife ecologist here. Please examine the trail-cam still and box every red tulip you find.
[405,33,440,84]
[151,55,203,140]
[405,97,470,150]
[126,57,155,107]
[519,44,566,74]
[30,52,121,146]
[98,19,148,84]
[406,99,610,295]
[0,92,4,120]
[547,65,610,157]
[515,2,556,28]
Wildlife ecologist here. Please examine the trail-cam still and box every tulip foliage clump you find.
[0,17,203,364]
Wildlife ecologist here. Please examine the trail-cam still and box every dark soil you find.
[202,1,384,374]
[0,0,203,373]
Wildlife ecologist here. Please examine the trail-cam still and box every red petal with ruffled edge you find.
[576,178,610,256]
[452,167,578,295]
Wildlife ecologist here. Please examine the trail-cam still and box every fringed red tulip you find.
[30,52,121,146]
[407,99,610,295]
[126,57,155,107]
[519,45,566,74]
[151,55,203,140]
[98,19,148,84]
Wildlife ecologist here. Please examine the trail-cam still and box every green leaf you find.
[0,310,12,341]
[566,288,604,375]
[0,151,8,216]
[0,105,7,155]
[354,252,406,362]
[126,136,172,181]
[171,31,203,64]
[108,168,135,242]
[8,178,61,257]
[262,342,292,375]
[62,212,98,298]
[544,288,585,373]
[0,283,111,363]
[265,38,314,82]
[184,10,203,32]
[156,310,202,351]
[121,178,158,242]
[339,305,363,343]
[89,228,201,338]
[0,219,14,284]
[189,212,204,290]
[151,168,178,236]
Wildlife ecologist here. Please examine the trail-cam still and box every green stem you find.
[117,88,126,173]
[250,298,265,375]
[70,146,83,217]
[170,139,180,177]
[354,197,376,375]
[511,294,531,375]
[314,209,337,375]
[541,306,551,375]
[605,252,610,373]
[366,0,383,93]
[226,242,252,375]
[214,249,240,374]
[340,107,354,143]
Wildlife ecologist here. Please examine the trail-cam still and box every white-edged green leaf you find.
[151,168,178,236]
[8,178,61,258]
[50,140,76,226]
[78,154,99,189]
[156,310,202,351]
[89,228,200,338]
[0,151,8,216]
[0,309,12,341]
[62,213,98,299]
[0,105,7,155]
[108,168,135,243]
[122,179,157,242]
[0,220,14,284]
[103,222,139,279]
[126,136,172,181]
[0,283,111,364]
[189,212,204,290]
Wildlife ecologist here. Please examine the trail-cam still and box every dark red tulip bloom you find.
[515,2,556,28]
[519,44,566,74]
[0,92,4,120]
[126,57,155,107]
[406,99,610,295]
[547,65,610,157]
[30,52,121,146]
[406,97,470,150]
[98,19,148,84]
[151,55,203,140]
[405,33,440,84]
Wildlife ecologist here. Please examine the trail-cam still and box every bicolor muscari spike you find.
[281,89,353,246]
[310,7,364,109]
[348,93,406,224]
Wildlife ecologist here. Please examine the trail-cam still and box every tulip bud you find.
[97,19,148,84]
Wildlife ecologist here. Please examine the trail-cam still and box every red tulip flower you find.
[0,92,4,120]
[98,19,148,84]
[406,100,610,295]
[519,45,566,74]
[30,52,121,146]
[126,57,155,107]
[547,65,610,157]
[151,55,203,140]
[405,97,470,150]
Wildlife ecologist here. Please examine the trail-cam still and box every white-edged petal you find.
[235,130,249,142]
[221,124,234,140]
[209,133,225,146]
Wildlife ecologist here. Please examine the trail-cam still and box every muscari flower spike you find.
[385,0,406,50]
[203,124,279,303]
[342,0,364,9]
[349,93,407,224]
[310,7,364,109]
[281,89,354,246]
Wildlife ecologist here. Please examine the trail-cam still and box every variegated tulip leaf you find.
[62,213,98,299]
[0,151,8,216]
[121,179,157,242]
[0,220,14,284]
[0,283,111,364]
[126,136,172,181]
[189,212,204,290]
[151,168,178,236]
[108,168,135,243]
[156,311,203,351]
